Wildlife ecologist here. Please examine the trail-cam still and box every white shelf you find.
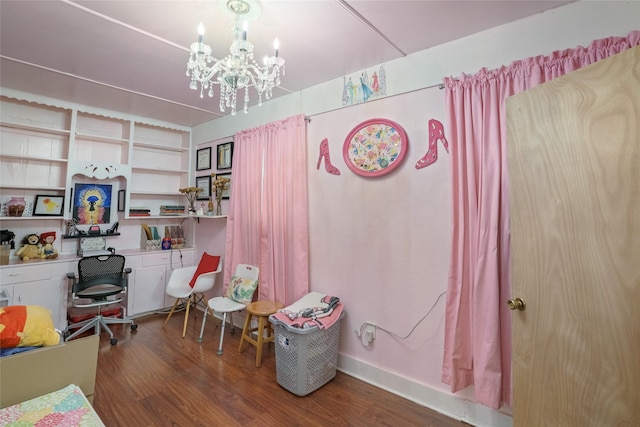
[123,214,227,220]
[0,121,70,136]
[0,215,64,221]
[129,190,183,196]
[194,214,227,219]
[132,141,189,152]
[0,154,67,163]
[75,132,129,145]
[0,184,66,191]
[131,166,188,174]
[125,215,191,220]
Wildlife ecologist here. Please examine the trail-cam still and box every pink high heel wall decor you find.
[415,119,449,169]
[317,138,341,175]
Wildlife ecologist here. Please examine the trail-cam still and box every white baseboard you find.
[337,354,513,427]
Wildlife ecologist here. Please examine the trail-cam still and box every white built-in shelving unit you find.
[0,94,193,221]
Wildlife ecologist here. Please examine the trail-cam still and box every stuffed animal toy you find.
[0,305,61,348]
[15,233,41,261]
[39,231,59,259]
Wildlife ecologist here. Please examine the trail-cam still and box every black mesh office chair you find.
[65,254,137,345]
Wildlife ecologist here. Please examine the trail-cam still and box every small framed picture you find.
[196,146,212,171]
[216,142,234,170]
[217,173,232,199]
[33,194,65,216]
[195,175,211,200]
[117,189,126,212]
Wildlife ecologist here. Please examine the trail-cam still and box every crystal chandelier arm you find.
[242,62,281,90]
[197,58,228,84]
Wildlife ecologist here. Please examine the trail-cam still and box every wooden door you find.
[506,46,640,426]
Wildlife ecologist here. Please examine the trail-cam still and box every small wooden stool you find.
[238,300,283,367]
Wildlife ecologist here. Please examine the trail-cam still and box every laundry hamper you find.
[269,293,344,396]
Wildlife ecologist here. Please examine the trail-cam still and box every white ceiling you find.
[0,0,571,127]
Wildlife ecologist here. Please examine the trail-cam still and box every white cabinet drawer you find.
[141,249,193,268]
[1,264,52,284]
[141,252,174,267]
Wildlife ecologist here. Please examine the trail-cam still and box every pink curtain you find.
[223,114,309,305]
[441,31,640,409]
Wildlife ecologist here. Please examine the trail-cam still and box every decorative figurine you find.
[65,218,78,236]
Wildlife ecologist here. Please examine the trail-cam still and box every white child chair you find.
[198,264,259,355]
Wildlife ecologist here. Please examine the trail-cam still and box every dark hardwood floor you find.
[92,310,466,426]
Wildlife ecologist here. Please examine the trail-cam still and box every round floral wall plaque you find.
[342,118,408,177]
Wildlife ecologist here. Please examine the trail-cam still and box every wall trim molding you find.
[337,354,513,427]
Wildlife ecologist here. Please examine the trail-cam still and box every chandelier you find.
[186,0,285,115]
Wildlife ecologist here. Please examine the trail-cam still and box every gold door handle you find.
[507,297,526,311]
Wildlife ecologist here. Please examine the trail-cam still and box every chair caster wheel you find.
[131,324,138,331]
[110,338,117,345]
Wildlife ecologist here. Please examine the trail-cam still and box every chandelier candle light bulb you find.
[197,23,204,46]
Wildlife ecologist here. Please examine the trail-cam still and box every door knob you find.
[507,297,526,311]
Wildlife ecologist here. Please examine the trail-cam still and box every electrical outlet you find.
[364,324,376,343]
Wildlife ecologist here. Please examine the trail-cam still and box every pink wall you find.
[307,86,451,389]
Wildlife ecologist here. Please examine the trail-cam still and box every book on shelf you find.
[159,205,185,215]
[129,207,151,216]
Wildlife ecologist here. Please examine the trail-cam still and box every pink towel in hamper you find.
[271,292,343,329]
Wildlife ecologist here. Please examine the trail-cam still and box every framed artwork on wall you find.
[195,175,212,200]
[72,183,112,224]
[217,173,232,199]
[216,142,234,170]
[342,118,408,177]
[196,147,212,171]
[117,190,126,212]
[33,195,65,216]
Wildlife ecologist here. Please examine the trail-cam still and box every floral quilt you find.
[0,384,104,427]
